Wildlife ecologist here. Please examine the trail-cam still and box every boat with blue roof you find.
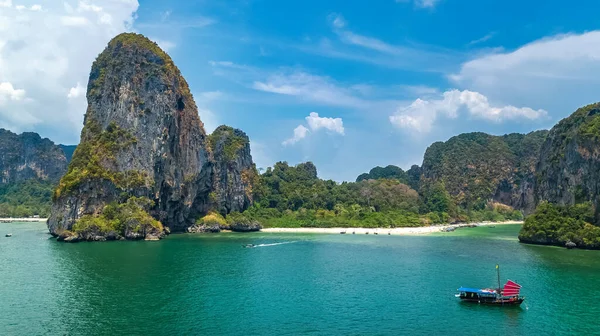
[456,265,524,306]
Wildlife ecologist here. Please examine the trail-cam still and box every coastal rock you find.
[187,224,221,233]
[566,241,577,249]
[229,220,262,232]
[145,234,160,241]
[209,125,258,216]
[48,33,214,236]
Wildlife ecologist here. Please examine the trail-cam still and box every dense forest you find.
[0,180,55,217]
[232,161,523,228]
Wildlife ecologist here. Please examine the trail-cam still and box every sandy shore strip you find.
[261,221,523,236]
[0,218,48,223]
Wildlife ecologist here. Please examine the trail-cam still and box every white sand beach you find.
[0,218,48,223]
[260,221,523,235]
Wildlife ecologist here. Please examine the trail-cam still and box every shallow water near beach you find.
[1,223,599,335]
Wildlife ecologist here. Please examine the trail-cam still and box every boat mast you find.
[496,264,501,292]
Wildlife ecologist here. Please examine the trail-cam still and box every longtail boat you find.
[456,265,524,306]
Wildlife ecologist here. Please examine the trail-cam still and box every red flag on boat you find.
[502,280,521,296]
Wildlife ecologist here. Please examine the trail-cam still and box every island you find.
[0,33,599,248]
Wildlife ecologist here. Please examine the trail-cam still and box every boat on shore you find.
[456,265,524,306]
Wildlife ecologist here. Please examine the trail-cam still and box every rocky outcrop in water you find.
[48,33,258,241]
[0,129,68,185]
[48,33,217,238]
[209,125,258,216]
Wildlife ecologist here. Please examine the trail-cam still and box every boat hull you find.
[459,297,524,306]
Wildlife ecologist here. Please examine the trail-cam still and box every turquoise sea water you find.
[1,223,600,335]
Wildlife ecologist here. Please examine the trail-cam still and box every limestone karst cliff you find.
[0,129,68,185]
[48,33,255,241]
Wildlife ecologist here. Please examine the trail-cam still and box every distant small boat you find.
[243,244,255,248]
[5,233,12,237]
[340,231,346,234]
[456,265,524,306]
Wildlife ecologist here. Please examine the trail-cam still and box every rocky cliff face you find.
[535,103,600,209]
[0,129,68,184]
[209,125,257,216]
[420,131,548,213]
[48,33,215,237]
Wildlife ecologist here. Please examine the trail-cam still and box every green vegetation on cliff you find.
[519,202,600,248]
[421,131,548,211]
[71,197,163,237]
[208,125,249,160]
[356,165,421,190]
[53,119,147,200]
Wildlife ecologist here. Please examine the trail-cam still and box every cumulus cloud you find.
[451,30,600,115]
[0,82,26,102]
[390,89,546,133]
[306,112,344,135]
[283,113,345,146]
[282,125,310,146]
[0,0,139,142]
[67,82,86,99]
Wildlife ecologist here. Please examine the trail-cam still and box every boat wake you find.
[252,241,297,248]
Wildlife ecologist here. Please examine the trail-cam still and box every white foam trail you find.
[255,241,297,247]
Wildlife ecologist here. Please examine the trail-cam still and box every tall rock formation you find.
[0,129,68,184]
[535,102,600,209]
[209,126,258,216]
[48,33,214,237]
[420,131,548,213]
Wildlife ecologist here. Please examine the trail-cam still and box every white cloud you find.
[0,0,138,141]
[67,82,85,99]
[451,31,600,115]
[416,0,441,8]
[329,13,346,29]
[60,16,89,26]
[390,89,547,133]
[283,113,345,146]
[0,82,26,102]
[283,125,310,146]
[315,13,459,72]
[306,112,344,135]
[468,32,496,46]
[395,0,441,8]
[253,71,369,108]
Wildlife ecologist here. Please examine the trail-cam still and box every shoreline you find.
[260,221,523,236]
[0,218,48,223]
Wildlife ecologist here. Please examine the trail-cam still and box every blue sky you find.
[3,0,600,181]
